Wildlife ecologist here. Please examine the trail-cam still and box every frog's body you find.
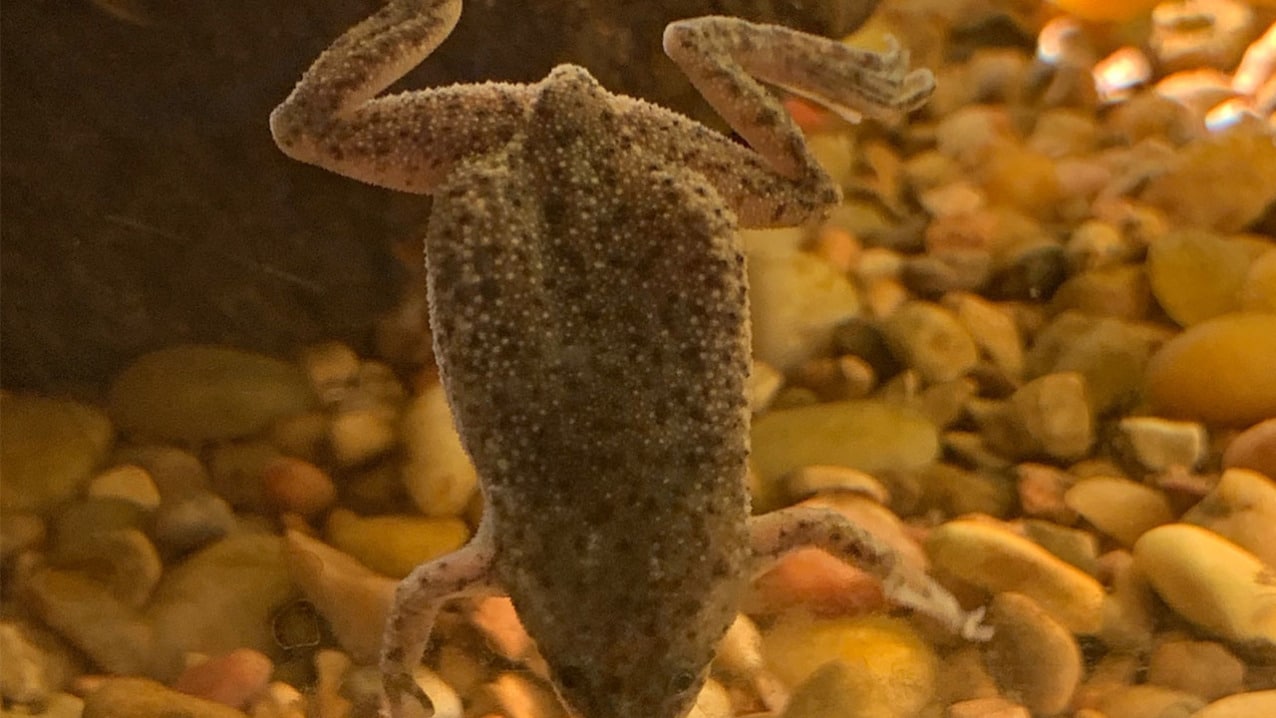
[272,3,982,717]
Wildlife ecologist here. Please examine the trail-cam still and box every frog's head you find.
[545,638,710,718]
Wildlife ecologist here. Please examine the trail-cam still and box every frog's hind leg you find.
[747,506,992,642]
[382,523,499,718]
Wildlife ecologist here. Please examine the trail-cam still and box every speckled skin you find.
[271,2,947,717]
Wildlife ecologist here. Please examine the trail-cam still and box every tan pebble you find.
[1146,639,1245,702]
[116,445,210,498]
[298,342,360,403]
[1134,523,1276,649]
[1009,372,1094,461]
[880,301,980,383]
[173,648,273,709]
[1064,476,1174,547]
[1098,551,1157,653]
[53,527,162,609]
[747,241,861,372]
[1065,220,1133,272]
[750,547,886,618]
[1027,108,1097,158]
[689,679,732,718]
[1074,652,1141,709]
[943,431,1013,472]
[469,597,532,662]
[82,676,246,718]
[1015,463,1077,522]
[836,355,876,399]
[311,649,352,718]
[1223,418,1276,482]
[919,463,1016,518]
[284,530,395,664]
[926,518,1105,634]
[747,360,784,413]
[1146,313,1276,426]
[945,293,1023,378]
[1106,91,1203,144]
[768,617,934,718]
[933,646,998,706]
[982,592,1081,715]
[26,567,152,677]
[1025,312,1164,414]
[87,464,161,510]
[401,382,479,517]
[750,401,938,503]
[716,614,765,677]
[266,411,330,462]
[486,672,563,718]
[783,465,889,504]
[1182,468,1276,567]
[809,226,859,274]
[1021,520,1098,575]
[1241,249,1276,313]
[246,682,305,718]
[1192,690,1276,718]
[324,508,468,579]
[863,277,909,318]
[0,512,45,560]
[1147,230,1252,326]
[1094,684,1205,718]
[262,457,336,518]
[150,491,237,555]
[327,406,397,467]
[918,378,978,429]
[918,180,985,218]
[981,146,1064,219]
[208,441,281,511]
[1119,416,1208,472]
[947,696,1030,718]
[1,394,114,514]
[108,344,316,443]
[935,106,1013,166]
[1141,125,1276,233]
[1051,265,1152,320]
[904,149,961,194]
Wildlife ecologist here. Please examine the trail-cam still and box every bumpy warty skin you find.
[426,66,754,717]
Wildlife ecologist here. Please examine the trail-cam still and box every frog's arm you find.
[270,0,527,194]
[659,17,934,227]
[749,506,992,642]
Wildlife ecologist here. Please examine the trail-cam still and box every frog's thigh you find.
[748,506,990,640]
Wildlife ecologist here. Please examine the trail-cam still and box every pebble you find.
[0,394,113,513]
[1064,220,1134,272]
[917,462,1016,518]
[87,464,162,510]
[246,682,306,718]
[116,444,211,499]
[1133,523,1276,649]
[1144,312,1276,426]
[1223,418,1276,481]
[1064,476,1174,547]
[747,359,784,412]
[947,697,1030,718]
[328,405,398,467]
[1146,639,1245,702]
[207,440,281,512]
[879,301,980,384]
[782,465,890,505]
[1192,690,1276,718]
[1021,520,1099,575]
[988,243,1068,302]
[108,344,316,443]
[53,527,163,608]
[778,661,864,718]
[763,615,935,718]
[0,511,45,561]
[324,508,469,579]
[1141,125,1276,233]
[1119,416,1208,472]
[27,566,153,677]
[297,341,360,404]
[1148,229,1253,327]
[1241,249,1276,313]
[284,530,395,664]
[151,492,238,555]
[1009,372,1095,461]
[82,676,247,718]
[261,456,336,518]
[173,649,273,709]
[1051,265,1153,320]
[0,621,70,706]
[1182,468,1276,567]
[401,382,479,517]
[1093,684,1205,718]
[1050,0,1159,22]
[982,592,1082,716]
[935,106,1013,167]
[749,401,939,502]
[926,518,1106,634]
[148,534,296,681]
[1099,550,1157,652]
[945,293,1023,378]
[746,239,861,372]
[1025,313,1164,414]
[1015,463,1076,523]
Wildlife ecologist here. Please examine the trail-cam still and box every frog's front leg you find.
[749,507,992,642]
[660,16,935,228]
[382,523,498,718]
[270,0,527,193]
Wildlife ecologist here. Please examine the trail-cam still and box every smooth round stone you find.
[1141,125,1276,233]
[1182,468,1276,567]
[26,567,153,677]
[53,527,162,609]
[401,382,478,518]
[746,237,861,372]
[1050,0,1158,22]
[1145,313,1276,426]
[983,592,1081,716]
[1009,372,1094,461]
[1064,477,1174,547]
[1146,639,1244,702]
[284,530,395,664]
[1192,690,1276,718]
[324,508,469,579]
[763,615,935,718]
[151,492,237,555]
[1223,418,1276,482]
[1,394,113,513]
[1133,524,1276,649]
[1147,230,1252,327]
[926,518,1105,634]
[946,293,1024,378]
[109,344,316,443]
[750,401,938,499]
[1118,417,1207,472]
[172,648,273,709]
[87,464,162,510]
[1241,249,1276,313]
[328,406,397,467]
[1026,313,1164,414]
[1094,684,1204,718]
[261,456,336,518]
[82,677,246,718]
[880,301,979,383]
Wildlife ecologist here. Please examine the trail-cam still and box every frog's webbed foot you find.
[748,506,992,641]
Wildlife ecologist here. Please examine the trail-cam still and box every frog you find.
[270,2,987,717]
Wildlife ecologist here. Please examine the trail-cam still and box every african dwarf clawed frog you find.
[271,1,987,716]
